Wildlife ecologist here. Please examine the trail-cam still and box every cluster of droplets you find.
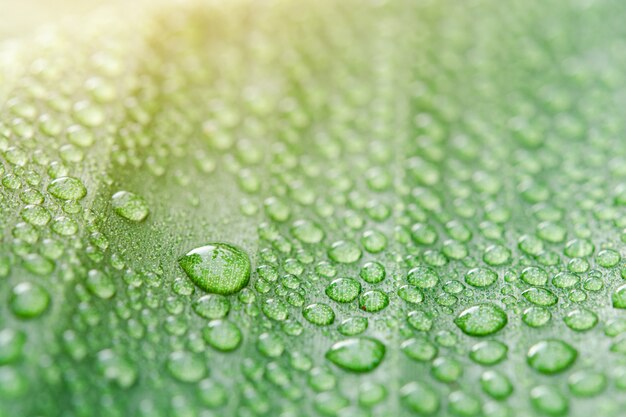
[0,7,163,415]
[5,0,626,416]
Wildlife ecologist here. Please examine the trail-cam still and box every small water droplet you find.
[112,191,149,222]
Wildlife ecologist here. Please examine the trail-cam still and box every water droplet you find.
[21,204,51,227]
[314,392,349,416]
[338,317,368,336]
[401,381,439,415]
[612,284,626,309]
[47,176,86,200]
[262,298,289,321]
[407,310,433,331]
[564,238,594,258]
[264,197,291,222]
[24,253,54,276]
[0,366,27,398]
[568,370,606,397]
[86,270,116,299]
[408,266,439,289]
[328,240,362,264]
[360,261,386,284]
[198,379,227,408]
[465,268,497,288]
[411,223,438,245]
[94,348,136,388]
[522,287,558,306]
[203,320,242,352]
[530,385,568,416]
[597,249,620,268]
[448,390,481,416]
[431,356,462,382]
[257,332,284,357]
[325,337,385,373]
[552,272,579,289]
[520,267,548,286]
[402,337,438,362]
[307,366,335,392]
[9,282,50,319]
[537,221,566,243]
[454,304,507,336]
[359,381,387,408]
[442,240,468,260]
[167,351,206,382]
[527,339,577,374]
[359,290,389,312]
[469,340,508,365]
[563,308,598,331]
[51,216,78,236]
[398,285,424,304]
[483,245,511,266]
[325,278,361,303]
[480,370,513,399]
[192,294,230,319]
[361,230,387,253]
[303,303,335,326]
[67,125,95,147]
[291,220,324,244]
[112,191,149,222]
[0,329,26,365]
[518,235,544,256]
[179,243,250,295]
[523,307,551,327]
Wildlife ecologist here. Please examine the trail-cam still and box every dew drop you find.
[522,287,558,306]
[303,303,335,326]
[563,308,598,332]
[527,339,577,374]
[401,381,439,415]
[179,243,251,295]
[465,268,498,288]
[520,267,548,286]
[454,304,507,337]
[111,191,149,222]
[167,351,206,383]
[325,278,361,303]
[359,290,389,312]
[47,176,86,200]
[530,385,568,416]
[328,240,362,264]
[192,294,230,319]
[325,337,385,373]
[401,337,438,362]
[9,282,50,319]
[408,266,439,289]
[469,340,508,365]
[203,320,242,352]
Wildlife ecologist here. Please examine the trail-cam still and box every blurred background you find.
[0,0,111,39]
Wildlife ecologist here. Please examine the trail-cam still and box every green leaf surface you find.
[2,0,626,416]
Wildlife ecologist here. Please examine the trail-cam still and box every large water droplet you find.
[527,339,577,374]
[179,243,251,295]
[325,337,385,373]
[454,304,507,336]
[47,176,86,200]
[9,282,50,319]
